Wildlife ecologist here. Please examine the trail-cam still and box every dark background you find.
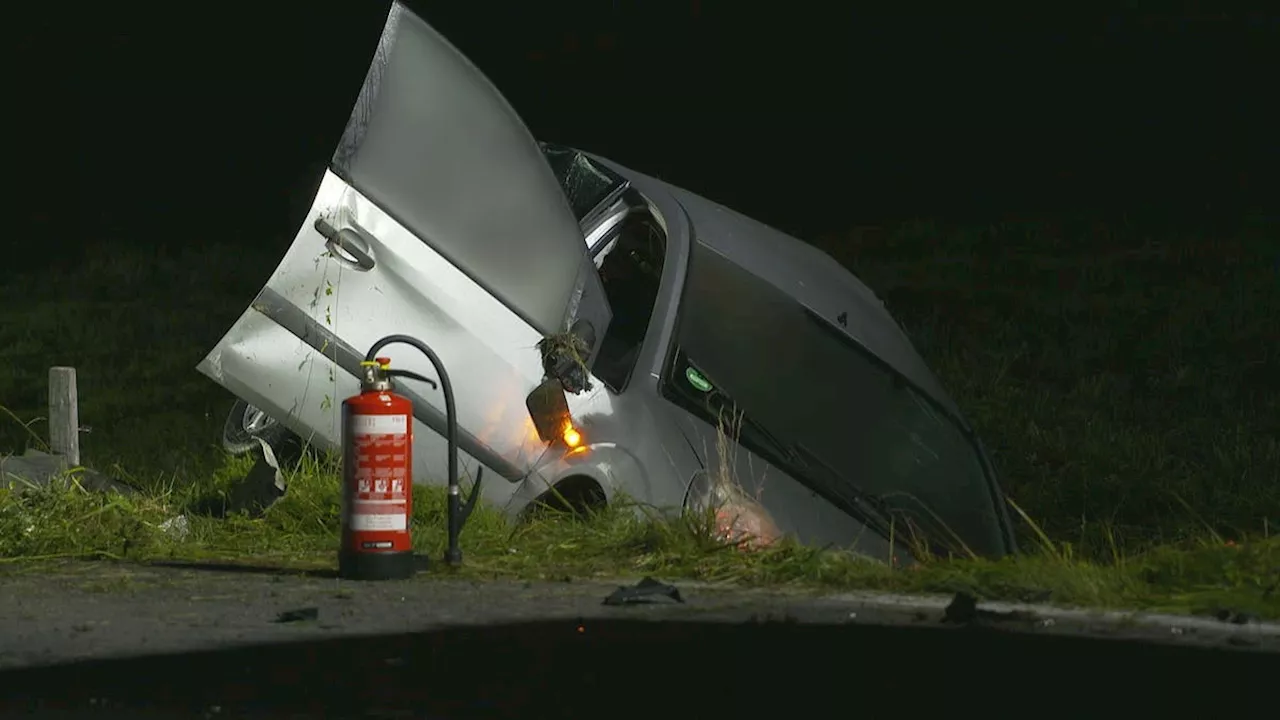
[15,2,1277,262]
[1,0,1276,589]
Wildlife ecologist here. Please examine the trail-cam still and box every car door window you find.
[590,211,666,393]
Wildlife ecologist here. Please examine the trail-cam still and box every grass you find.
[1,457,1275,619]
[2,214,1278,619]
[824,214,1278,554]
[0,240,265,482]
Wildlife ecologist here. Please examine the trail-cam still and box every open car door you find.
[197,2,611,485]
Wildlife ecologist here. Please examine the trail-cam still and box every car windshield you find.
[662,241,1006,557]
[538,143,628,225]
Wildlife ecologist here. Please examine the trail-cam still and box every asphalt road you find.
[0,561,1275,716]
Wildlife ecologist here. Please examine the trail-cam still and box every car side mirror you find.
[536,318,598,394]
[525,376,573,445]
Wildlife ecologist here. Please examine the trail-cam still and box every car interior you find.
[590,211,667,392]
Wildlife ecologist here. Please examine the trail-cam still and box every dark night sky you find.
[15,2,1278,259]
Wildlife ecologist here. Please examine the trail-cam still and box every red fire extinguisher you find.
[339,335,486,579]
[339,356,417,581]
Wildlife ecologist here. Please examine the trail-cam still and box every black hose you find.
[365,334,484,567]
[386,369,437,390]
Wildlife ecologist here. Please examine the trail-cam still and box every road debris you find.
[158,515,190,541]
[942,591,979,624]
[602,577,684,606]
[1213,609,1258,625]
[274,607,319,624]
[0,449,135,496]
[941,591,1040,626]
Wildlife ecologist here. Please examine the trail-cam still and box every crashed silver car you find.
[200,1,1016,562]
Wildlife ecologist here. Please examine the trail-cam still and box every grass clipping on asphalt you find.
[1,449,1276,620]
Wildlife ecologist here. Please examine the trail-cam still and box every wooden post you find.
[48,366,80,467]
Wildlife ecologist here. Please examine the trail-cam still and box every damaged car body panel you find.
[200,3,615,495]
[198,1,1016,561]
[508,168,703,519]
[575,155,1008,560]
[329,3,611,347]
[653,183,1012,557]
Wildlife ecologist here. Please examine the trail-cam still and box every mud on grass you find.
[1,457,1276,620]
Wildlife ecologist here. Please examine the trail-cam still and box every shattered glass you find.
[539,143,628,224]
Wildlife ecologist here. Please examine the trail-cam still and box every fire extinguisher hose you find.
[364,334,484,567]
[384,368,437,390]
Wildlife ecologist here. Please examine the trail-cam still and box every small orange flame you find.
[562,425,582,448]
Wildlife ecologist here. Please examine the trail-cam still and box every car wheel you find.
[221,399,293,456]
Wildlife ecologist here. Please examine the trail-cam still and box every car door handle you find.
[314,217,376,271]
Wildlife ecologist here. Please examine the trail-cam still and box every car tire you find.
[221,399,294,456]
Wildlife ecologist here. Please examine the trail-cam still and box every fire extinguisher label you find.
[347,412,410,539]
[349,502,408,531]
[350,414,408,435]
